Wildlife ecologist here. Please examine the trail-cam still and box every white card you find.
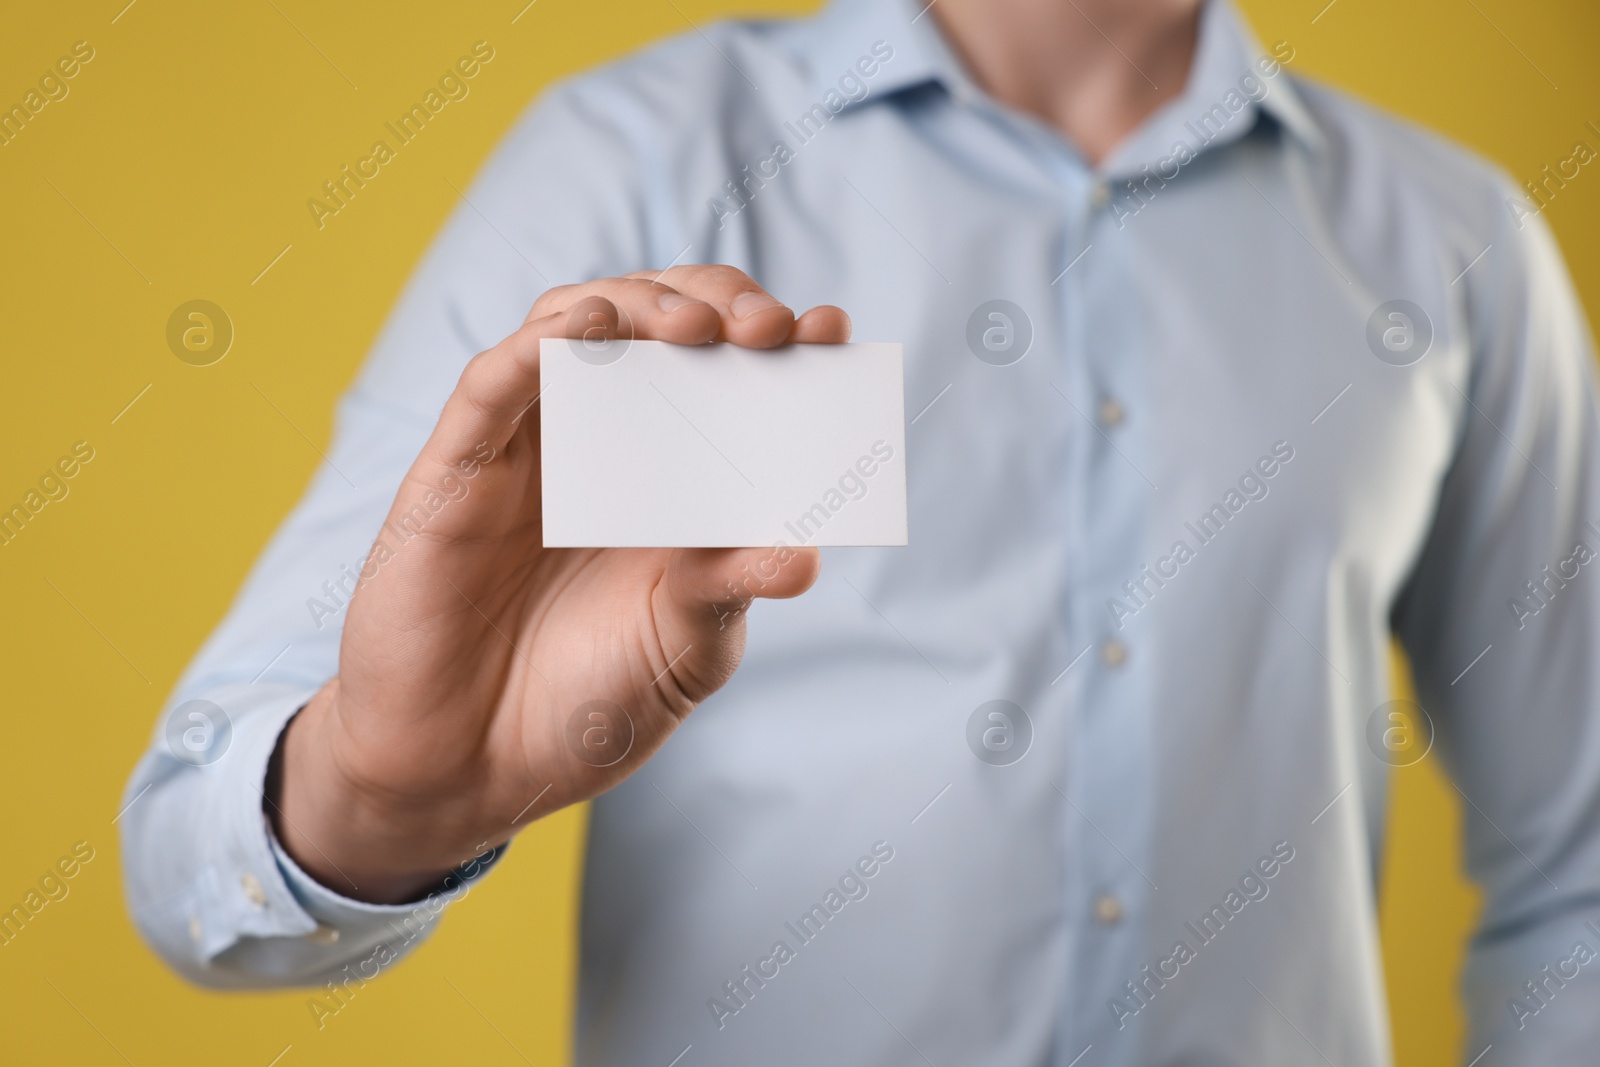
[540,339,907,548]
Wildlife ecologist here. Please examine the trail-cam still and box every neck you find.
[931,0,1205,166]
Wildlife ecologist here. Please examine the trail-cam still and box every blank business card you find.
[539,339,907,547]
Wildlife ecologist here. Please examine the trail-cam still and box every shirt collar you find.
[1100,0,1326,175]
[797,0,1325,165]
[794,0,976,111]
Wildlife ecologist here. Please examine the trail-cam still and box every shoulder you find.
[1287,74,1583,350]
[1289,75,1523,244]
[1290,76,1590,379]
[481,14,852,265]
[532,16,822,144]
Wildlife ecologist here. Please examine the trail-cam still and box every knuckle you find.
[455,355,496,407]
[619,275,671,295]
[561,297,617,336]
[664,263,747,294]
[459,348,492,382]
[700,263,751,286]
[530,284,576,316]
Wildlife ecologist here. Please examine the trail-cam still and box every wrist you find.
[270,681,472,903]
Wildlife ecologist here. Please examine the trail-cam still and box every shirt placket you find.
[1052,161,1159,1064]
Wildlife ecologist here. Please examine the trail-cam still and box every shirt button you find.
[1094,895,1124,924]
[1090,181,1111,209]
[1101,640,1128,667]
[188,913,203,945]
[305,923,340,945]
[241,873,266,909]
[1097,397,1126,427]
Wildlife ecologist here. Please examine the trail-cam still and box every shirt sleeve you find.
[1390,187,1600,1060]
[118,76,655,989]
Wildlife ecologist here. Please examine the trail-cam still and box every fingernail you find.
[658,292,697,313]
[731,291,781,320]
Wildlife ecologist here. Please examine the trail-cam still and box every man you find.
[123,0,1600,1062]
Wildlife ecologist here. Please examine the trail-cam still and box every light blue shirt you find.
[122,0,1600,1063]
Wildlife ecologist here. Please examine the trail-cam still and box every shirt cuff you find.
[266,808,506,940]
[183,680,502,967]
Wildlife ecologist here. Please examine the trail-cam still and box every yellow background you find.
[1,1,1595,1063]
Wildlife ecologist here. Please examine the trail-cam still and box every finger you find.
[664,546,821,629]
[685,545,820,604]
[650,545,822,701]
[627,265,796,349]
[425,295,609,472]
[529,277,721,345]
[789,305,852,344]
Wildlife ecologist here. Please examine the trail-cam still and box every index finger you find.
[625,264,795,348]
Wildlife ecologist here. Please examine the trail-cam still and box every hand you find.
[270,266,850,902]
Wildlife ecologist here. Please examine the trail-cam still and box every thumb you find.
[649,545,822,700]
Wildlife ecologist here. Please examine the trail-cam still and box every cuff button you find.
[304,923,340,945]
[1094,894,1124,925]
